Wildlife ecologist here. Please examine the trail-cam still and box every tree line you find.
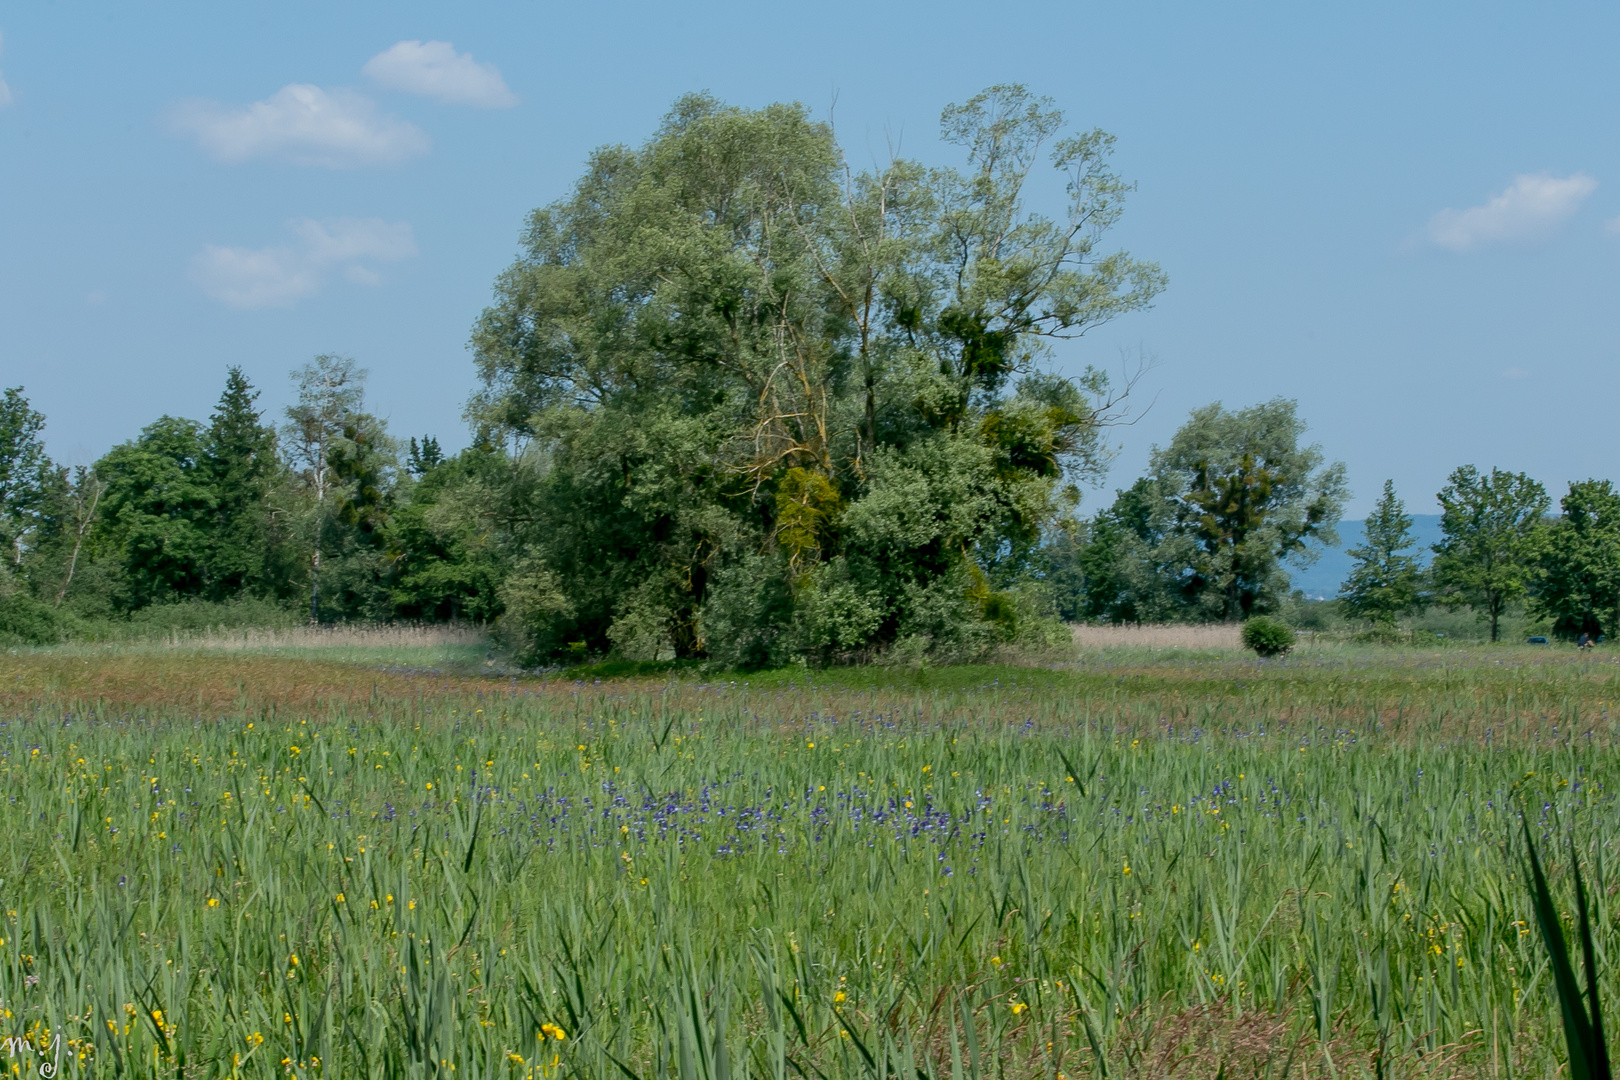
[1,87,1609,657]
[0,358,507,644]
[1332,469,1619,642]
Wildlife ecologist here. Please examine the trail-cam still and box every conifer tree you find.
[1338,479,1425,627]
[203,368,278,599]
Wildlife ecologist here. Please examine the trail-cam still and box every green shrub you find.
[0,592,66,646]
[1242,615,1295,657]
[1353,624,1409,645]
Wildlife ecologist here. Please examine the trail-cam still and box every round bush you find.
[0,592,65,646]
[1242,616,1295,657]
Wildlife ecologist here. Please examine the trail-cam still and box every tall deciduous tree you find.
[1533,479,1620,640]
[1151,399,1346,621]
[469,87,1163,663]
[95,417,216,606]
[283,355,366,620]
[0,387,54,571]
[1431,465,1549,642]
[1338,479,1425,627]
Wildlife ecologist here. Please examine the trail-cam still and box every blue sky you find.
[2,1,1616,517]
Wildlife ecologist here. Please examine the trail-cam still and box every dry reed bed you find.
[1071,621,1243,649]
[160,621,488,650]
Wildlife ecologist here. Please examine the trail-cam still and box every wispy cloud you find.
[1425,173,1597,252]
[170,85,429,167]
[192,218,416,309]
[0,33,13,108]
[1606,216,1620,237]
[363,40,516,108]
[1501,367,1529,379]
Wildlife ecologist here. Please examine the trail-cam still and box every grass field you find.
[2,636,1618,1078]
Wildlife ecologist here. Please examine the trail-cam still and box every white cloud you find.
[1606,216,1620,236]
[0,32,12,108]
[363,40,516,108]
[170,84,429,167]
[192,218,416,309]
[1425,173,1597,252]
[1501,367,1529,379]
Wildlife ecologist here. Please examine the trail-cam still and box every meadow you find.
[2,632,1618,1078]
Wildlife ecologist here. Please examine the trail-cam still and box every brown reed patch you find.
[0,652,484,711]
[167,622,487,650]
[1070,623,1243,650]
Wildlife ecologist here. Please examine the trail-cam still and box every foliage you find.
[1432,465,1550,642]
[1521,824,1612,1080]
[1064,400,1345,624]
[94,416,218,606]
[1338,479,1426,626]
[1240,614,1295,656]
[1533,479,1620,640]
[1154,399,1346,620]
[0,589,65,645]
[202,367,281,599]
[0,386,53,569]
[468,86,1163,663]
[1057,477,1181,624]
[406,435,444,476]
[386,446,511,622]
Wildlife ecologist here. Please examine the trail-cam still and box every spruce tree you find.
[407,436,444,476]
[1338,479,1425,627]
[203,368,278,599]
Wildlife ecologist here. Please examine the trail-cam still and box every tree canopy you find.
[469,86,1165,663]
[1533,479,1620,640]
[1432,466,1549,642]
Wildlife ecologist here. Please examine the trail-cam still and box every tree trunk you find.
[310,548,321,623]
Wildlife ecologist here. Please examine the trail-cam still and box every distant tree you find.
[387,445,510,621]
[48,466,104,606]
[203,368,280,599]
[283,356,364,507]
[0,387,54,571]
[1337,479,1425,627]
[283,356,366,620]
[407,436,444,476]
[1152,399,1347,621]
[1431,465,1549,642]
[328,415,395,542]
[310,410,400,620]
[95,417,216,606]
[1532,479,1620,640]
[1066,478,1179,623]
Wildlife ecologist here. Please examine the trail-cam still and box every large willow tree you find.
[470,86,1165,665]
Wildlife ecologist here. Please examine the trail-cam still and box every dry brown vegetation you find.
[1070,622,1243,650]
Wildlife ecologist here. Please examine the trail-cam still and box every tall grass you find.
[1,648,1618,1076]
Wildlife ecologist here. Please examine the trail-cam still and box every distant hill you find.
[1287,514,1444,601]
